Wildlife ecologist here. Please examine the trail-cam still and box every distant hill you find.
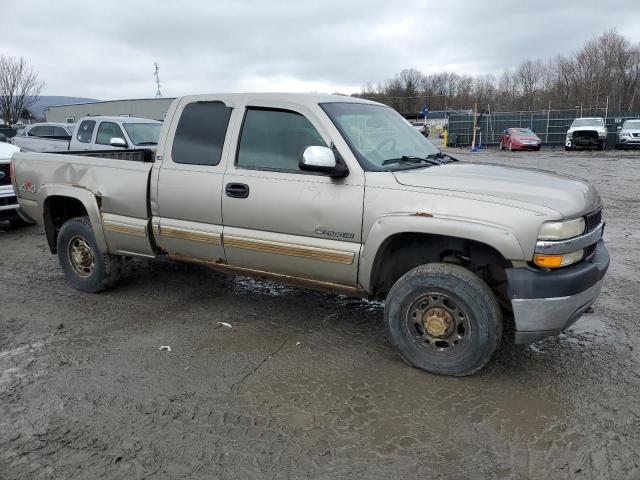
[29,96,99,119]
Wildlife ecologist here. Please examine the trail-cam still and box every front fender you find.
[358,214,525,292]
[38,184,108,253]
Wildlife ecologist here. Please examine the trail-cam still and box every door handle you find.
[225,183,250,199]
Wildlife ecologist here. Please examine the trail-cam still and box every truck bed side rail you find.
[64,149,155,163]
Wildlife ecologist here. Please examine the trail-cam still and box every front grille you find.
[0,164,10,186]
[585,209,602,232]
[584,243,597,259]
[0,195,17,207]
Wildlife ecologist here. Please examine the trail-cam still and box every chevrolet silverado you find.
[11,93,609,376]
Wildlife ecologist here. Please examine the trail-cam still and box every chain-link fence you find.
[447,109,640,148]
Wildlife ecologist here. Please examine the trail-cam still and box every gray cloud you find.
[3,0,640,99]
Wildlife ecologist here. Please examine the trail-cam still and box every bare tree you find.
[356,30,640,114]
[0,56,44,125]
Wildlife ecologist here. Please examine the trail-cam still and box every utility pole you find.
[154,62,162,99]
[471,102,478,150]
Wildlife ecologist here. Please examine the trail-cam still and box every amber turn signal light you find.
[534,254,564,268]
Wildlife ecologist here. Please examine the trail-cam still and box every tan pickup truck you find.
[11,93,609,376]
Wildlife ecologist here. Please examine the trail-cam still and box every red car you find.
[499,128,542,151]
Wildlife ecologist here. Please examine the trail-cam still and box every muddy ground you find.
[1,148,639,479]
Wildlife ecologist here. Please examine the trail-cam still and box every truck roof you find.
[176,92,383,108]
[78,116,162,124]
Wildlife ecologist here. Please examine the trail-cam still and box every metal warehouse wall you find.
[447,110,640,148]
[45,98,175,123]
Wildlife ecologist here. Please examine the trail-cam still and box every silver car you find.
[616,119,640,149]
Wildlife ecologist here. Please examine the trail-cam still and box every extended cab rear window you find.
[77,120,96,144]
[172,101,232,166]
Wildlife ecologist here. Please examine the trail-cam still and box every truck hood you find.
[392,162,600,218]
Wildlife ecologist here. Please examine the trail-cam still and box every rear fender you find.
[40,184,107,253]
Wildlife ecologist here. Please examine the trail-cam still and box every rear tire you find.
[57,217,121,293]
[598,140,605,151]
[384,263,502,376]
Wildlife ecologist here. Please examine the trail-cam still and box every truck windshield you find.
[571,119,603,128]
[321,103,440,170]
[123,123,162,145]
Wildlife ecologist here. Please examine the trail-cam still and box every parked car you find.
[615,119,640,150]
[69,116,162,151]
[0,125,18,139]
[411,121,430,137]
[11,123,75,152]
[0,142,32,226]
[11,117,162,153]
[12,93,608,376]
[565,117,607,151]
[499,128,541,151]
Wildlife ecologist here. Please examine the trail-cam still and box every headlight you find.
[534,249,584,268]
[538,218,585,240]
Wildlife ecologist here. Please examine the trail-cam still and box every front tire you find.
[57,217,121,293]
[384,263,502,376]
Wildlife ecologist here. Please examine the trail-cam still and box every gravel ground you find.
[1,147,639,479]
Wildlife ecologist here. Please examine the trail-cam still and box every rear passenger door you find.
[153,98,235,264]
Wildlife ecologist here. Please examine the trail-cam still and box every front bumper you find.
[506,241,609,343]
[0,184,20,220]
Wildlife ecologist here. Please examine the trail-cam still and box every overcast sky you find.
[3,0,640,100]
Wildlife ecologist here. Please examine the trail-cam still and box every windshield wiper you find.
[135,142,158,146]
[382,155,442,167]
[426,152,457,164]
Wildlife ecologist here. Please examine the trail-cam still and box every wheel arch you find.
[359,215,524,296]
[40,185,107,254]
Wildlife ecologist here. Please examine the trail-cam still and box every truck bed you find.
[13,150,154,236]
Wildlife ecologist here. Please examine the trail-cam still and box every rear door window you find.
[171,101,232,166]
[28,126,46,137]
[76,120,96,144]
[51,126,70,138]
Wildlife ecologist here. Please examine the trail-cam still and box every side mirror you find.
[617,126,622,131]
[300,145,348,178]
[110,137,127,148]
